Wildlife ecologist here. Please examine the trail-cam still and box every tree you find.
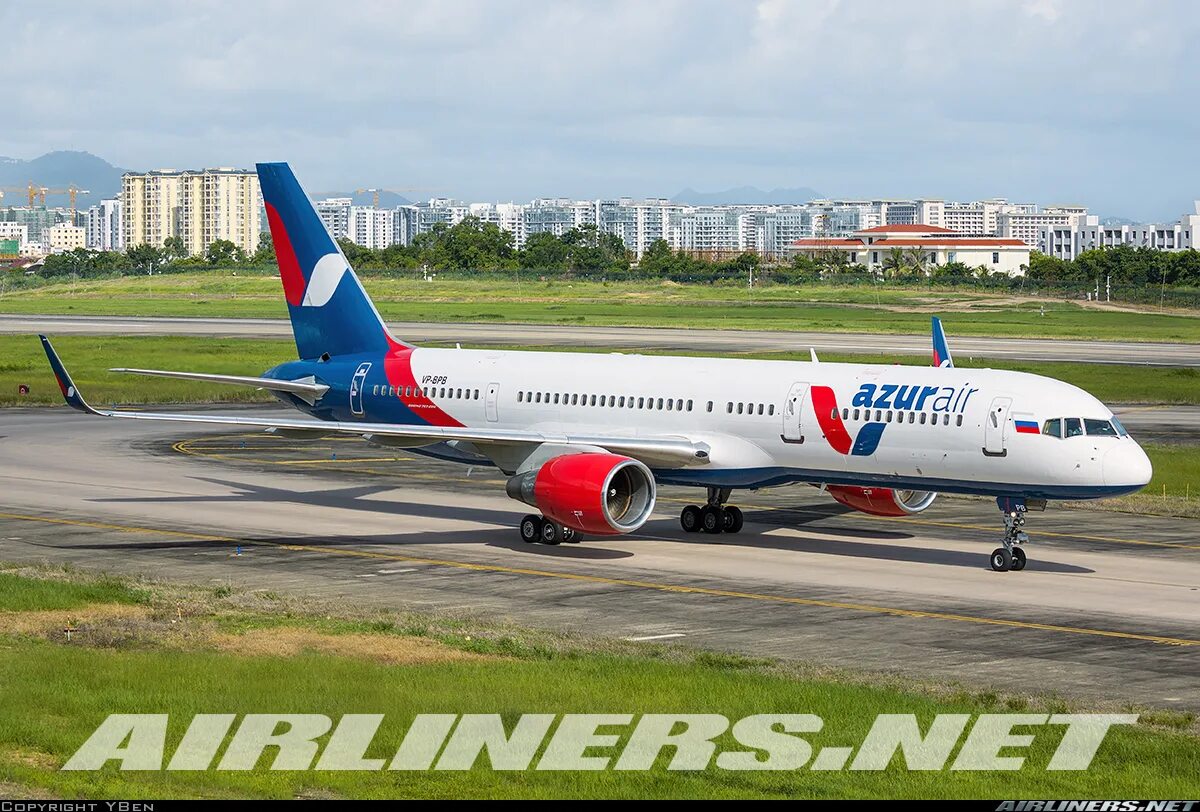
[561,224,629,274]
[251,231,276,266]
[205,239,244,267]
[520,231,570,271]
[126,243,164,273]
[162,236,188,262]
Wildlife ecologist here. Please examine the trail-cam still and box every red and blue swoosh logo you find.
[812,385,886,456]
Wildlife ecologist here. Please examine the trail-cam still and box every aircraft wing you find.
[42,336,710,468]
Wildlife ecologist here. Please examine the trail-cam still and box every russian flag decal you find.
[1014,419,1040,434]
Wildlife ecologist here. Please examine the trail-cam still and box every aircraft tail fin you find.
[932,316,954,368]
[256,162,406,360]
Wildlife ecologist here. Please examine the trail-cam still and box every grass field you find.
[0,568,1196,799]
[3,273,1200,342]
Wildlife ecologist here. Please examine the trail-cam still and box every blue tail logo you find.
[257,162,401,360]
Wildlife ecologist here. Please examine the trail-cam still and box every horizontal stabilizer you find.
[110,368,329,404]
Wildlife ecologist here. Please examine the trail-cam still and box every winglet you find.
[39,335,101,415]
[931,317,954,368]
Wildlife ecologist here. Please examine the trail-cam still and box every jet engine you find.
[506,453,656,535]
[826,485,937,517]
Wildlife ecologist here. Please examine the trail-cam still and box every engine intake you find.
[506,453,656,535]
[826,485,937,517]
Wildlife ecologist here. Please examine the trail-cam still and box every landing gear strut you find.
[681,487,744,535]
[519,514,578,545]
[991,498,1030,572]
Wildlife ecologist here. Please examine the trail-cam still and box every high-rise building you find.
[85,199,123,251]
[315,197,352,241]
[998,206,1087,252]
[121,168,261,256]
[44,223,87,254]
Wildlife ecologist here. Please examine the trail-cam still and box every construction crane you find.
[0,183,90,218]
[353,187,432,208]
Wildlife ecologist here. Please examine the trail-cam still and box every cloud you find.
[3,0,1198,219]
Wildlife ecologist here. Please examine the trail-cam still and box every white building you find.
[44,223,87,254]
[348,206,395,250]
[1041,201,1200,261]
[85,199,123,251]
[942,199,1036,236]
[998,206,1088,251]
[791,224,1030,276]
[0,222,28,251]
[315,197,352,241]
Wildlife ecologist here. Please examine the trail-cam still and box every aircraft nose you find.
[1103,442,1153,490]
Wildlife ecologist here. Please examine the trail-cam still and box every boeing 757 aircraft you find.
[39,162,1153,572]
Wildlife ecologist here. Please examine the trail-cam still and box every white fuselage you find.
[349,347,1151,501]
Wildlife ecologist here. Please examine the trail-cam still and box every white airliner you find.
[39,162,1153,572]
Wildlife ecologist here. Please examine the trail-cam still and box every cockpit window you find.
[1085,418,1119,437]
[1111,416,1130,436]
[1064,417,1084,438]
[1042,418,1062,438]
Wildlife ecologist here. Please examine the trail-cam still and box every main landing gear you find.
[519,514,578,545]
[680,487,744,535]
[990,497,1030,572]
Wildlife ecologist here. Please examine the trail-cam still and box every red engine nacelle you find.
[826,485,937,517]
[505,453,657,535]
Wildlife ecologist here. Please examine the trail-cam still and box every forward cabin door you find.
[781,382,810,444]
[485,382,500,423]
[983,396,1012,457]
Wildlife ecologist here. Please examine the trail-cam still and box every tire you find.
[990,547,1012,572]
[520,514,542,544]
[561,526,579,543]
[680,505,702,533]
[723,505,744,534]
[700,505,723,534]
[1010,547,1027,571]
[540,521,562,545]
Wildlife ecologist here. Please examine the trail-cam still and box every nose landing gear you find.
[991,498,1030,572]
[680,487,744,535]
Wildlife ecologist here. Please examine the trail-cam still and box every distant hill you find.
[313,191,413,207]
[0,151,129,209]
[672,185,822,205]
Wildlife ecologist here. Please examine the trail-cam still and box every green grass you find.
[0,572,149,612]
[0,571,1195,799]
[4,335,1198,408]
[4,273,1200,342]
[1142,443,1200,499]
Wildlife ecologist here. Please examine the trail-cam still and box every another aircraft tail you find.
[256,162,404,360]
[931,316,954,368]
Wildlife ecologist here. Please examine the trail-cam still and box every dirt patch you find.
[210,627,492,665]
[0,781,58,799]
[1,747,59,771]
[0,604,153,636]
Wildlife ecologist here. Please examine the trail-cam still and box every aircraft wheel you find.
[700,505,723,534]
[990,547,1012,572]
[540,521,562,545]
[1010,547,1027,571]
[722,505,744,534]
[680,505,702,533]
[561,526,579,543]
[520,514,543,544]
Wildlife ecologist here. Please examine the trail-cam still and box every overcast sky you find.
[5,0,1198,220]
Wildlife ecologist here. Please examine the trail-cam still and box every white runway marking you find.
[624,632,687,641]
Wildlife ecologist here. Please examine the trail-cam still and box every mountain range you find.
[0,151,129,209]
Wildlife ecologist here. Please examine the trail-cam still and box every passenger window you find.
[768,404,774,416]
[687,399,694,412]
[757,404,763,415]
[842,408,849,420]
[853,408,860,420]
[1085,418,1118,437]
[553,394,559,404]
[1065,417,1083,437]
[707,401,713,412]
[874,409,882,422]
[830,408,837,420]
[619,396,626,407]
[956,415,962,426]
[599,395,606,407]
[666,399,673,411]
[943,414,950,426]
[727,402,733,413]
[639,397,645,408]
[518,391,523,402]
[886,411,893,423]
[737,403,744,415]
[590,395,597,406]
[474,389,480,399]
[657,398,664,409]
[920,412,926,424]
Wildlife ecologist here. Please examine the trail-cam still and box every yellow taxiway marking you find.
[174,437,1200,552]
[1,509,1197,648]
